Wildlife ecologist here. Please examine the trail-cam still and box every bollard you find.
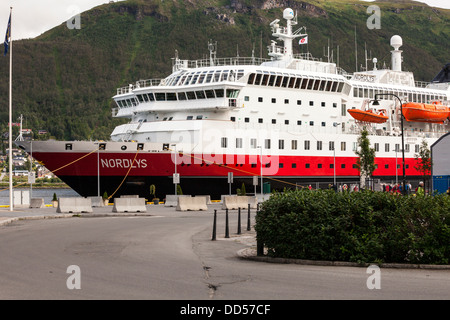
[247,203,251,231]
[225,208,230,238]
[237,207,241,235]
[257,237,264,256]
[212,209,217,241]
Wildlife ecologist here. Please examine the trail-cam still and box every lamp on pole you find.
[372,93,406,195]
[332,122,342,188]
[171,144,178,196]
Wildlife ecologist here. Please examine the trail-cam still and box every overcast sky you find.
[0,0,449,40]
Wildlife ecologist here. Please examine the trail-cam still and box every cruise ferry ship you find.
[16,8,449,199]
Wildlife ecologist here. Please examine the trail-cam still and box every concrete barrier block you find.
[89,196,104,207]
[29,198,45,208]
[57,197,93,213]
[176,196,207,211]
[120,195,139,198]
[113,197,147,213]
[196,195,212,204]
[222,196,249,210]
[165,195,191,207]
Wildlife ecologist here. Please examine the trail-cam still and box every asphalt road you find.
[0,205,449,301]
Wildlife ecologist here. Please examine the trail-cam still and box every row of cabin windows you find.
[116,89,240,108]
[221,137,420,153]
[231,117,332,127]
[250,162,411,170]
[245,96,339,108]
[166,69,245,87]
[352,86,447,103]
[247,72,346,93]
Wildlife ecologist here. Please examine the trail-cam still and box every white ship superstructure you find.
[110,9,449,175]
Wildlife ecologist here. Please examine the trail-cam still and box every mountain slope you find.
[0,0,448,141]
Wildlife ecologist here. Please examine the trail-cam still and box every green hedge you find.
[255,189,450,264]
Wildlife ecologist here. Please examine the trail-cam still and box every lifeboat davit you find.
[402,101,450,123]
[348,109,388,123]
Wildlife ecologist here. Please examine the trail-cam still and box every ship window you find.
[214,71,220,82]
[186,116,193,120]
[309,101,314,106]
[385,143,390,152]
[99,143,106,150]
[198,73,206,84]
[250,139,257,148]
[137,143,144,150]
[313,80,320,90]
[292,163,297,168]
[186,91,196,100]
[338,82,345,92]
[230,117,235,122]
[178,92,187,100]
[247,73,256,85]
[244,117,249,123]
[281,77,289,87]
[297,120,301,125]
[254,73,262,85]
[291,140,297,150]
[265,139,271,149]
[215,89,224,98]
[166,92,177,101]
[329,141,334,151]
[221,137,227,148]
[341,164,346,169]
[288,77,296,88]
[251,163,257,168]
[284,99,289,104]
[319,81,327,91]
[191,74,199,84]
[304,140,310,150]
[301,78,308,89]
[275,76,283,87]
[258,97,263,102]
[326,81,333,91]
[297,100,302,105]
[272,98,276,103]
[148,93,155,101]
[341,142,346,151]
[279,140,284,149]
[258,118,263,123]
[226,89,239,98]
[330,164,334,169]
[261,74,269,85]
[307,78,314,90]
[305,163,310,168]
[206,73,213,83]
[374,143,379,152]
[333,102,337,108]
[195,91,206,99]
[221,71,229,81]
[142,94,149,102]
[137,94,144,103]
[318,164,322,168]
[155,93,166,101]
[205,90,215,98]
[236,138,243,148]
[331,82,338,92]
[268,75,276,86]
[285,120,289,125]
[272,119,276,124]
[196,115,203,120]
[279,163,284,168]
[321,102,326,107]
[294,77,302,88]
[65,143,72,150]
[317,141,322,150]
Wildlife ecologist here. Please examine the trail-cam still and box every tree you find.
[355,128,376,189]
[414,139,432,194]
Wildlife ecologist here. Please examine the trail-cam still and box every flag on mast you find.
[299,36,308,45]
[4,12,11,55]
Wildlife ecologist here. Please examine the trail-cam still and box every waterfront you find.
[0,188,79,206]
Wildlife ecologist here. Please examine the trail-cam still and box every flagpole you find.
[8,7,13,211]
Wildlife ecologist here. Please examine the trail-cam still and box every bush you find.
[255,189,450,264]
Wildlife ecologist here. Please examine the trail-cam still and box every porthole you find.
[121,145,127,150]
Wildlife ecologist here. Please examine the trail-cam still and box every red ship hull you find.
[17,140,424,200]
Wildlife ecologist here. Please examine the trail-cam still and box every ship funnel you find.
[390,35,403,72]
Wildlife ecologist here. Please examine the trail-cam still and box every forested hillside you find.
[0,0,448,141]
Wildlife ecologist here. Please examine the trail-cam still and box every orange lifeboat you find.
[402,101,450,123]
[348,108,388,123]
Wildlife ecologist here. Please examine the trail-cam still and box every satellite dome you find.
[390,35,403,49]
[283,8,295,20]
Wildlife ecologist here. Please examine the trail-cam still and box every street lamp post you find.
[257,146,263,198]
[372,93,406,195]
[171,144,177,196]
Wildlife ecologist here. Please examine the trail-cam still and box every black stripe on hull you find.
[59,175,424,201]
